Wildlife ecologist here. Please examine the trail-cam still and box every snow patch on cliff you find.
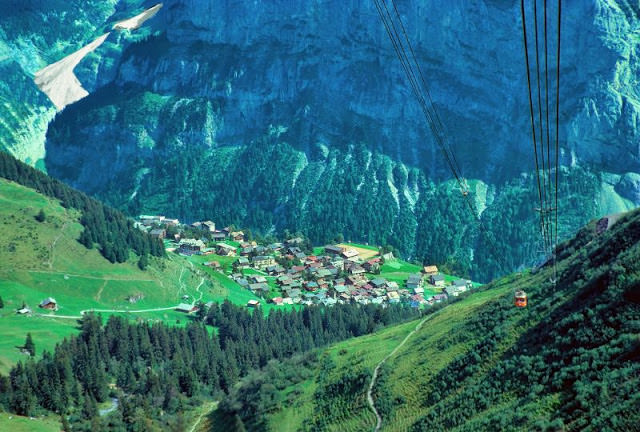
[34,3,163,111]
[34,33,110,110]
[387,168,400,208]
[113,4,163,31]
[473,180,489,216]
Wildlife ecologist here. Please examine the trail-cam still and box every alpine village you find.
[0,1,638,432]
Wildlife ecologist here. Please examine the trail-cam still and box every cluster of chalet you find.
[406,266,473,306]
[225,242,473,308]
[16,297,59,315]
[135,215,245,248]
[136,215,180,240]
[136,215,476,309]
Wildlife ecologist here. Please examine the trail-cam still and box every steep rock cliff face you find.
[35,0,640,279]
[0,0,149,164]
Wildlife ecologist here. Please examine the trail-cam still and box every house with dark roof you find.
[175,303,198,313]
[266,265,285,276]
[249,275,267,284]
[252,255,276,270]
[407,273,423,290]
[201,221,216,232]
[430,274,446,287]
[178,239,205,255]
[150,228,166,239]
[324,245,344,255]
[210,231,227,241]
[429,293,448,304]
[249,283,270,293]
[39,297,58,311]
[371,278,387,289]
[216,242,237,256]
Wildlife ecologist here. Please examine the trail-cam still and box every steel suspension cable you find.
[389,0,465,186]
[544,0,554,255]
[521,0,548,248]
[533,0,551,252]
[554,0,562,281]
[375,0,463,186]
[373,0,510,275]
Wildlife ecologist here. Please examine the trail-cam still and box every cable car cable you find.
[373,0,511,276]
[521,0,548,249]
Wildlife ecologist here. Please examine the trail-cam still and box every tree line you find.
[0,151,164,263]
[0,301,419,431]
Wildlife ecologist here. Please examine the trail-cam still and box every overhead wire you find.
[533,0,552,253]
[544,0,553,254]
[522,0,562,281]
[521,0,548,250]
[554,0,562,282]
[388,0,465,182]
[373,0,510,275]
[373,0,562,279]
[373,0,462,186]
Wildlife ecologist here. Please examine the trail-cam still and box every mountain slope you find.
[214,210,640,431]
[39,0,640,280]
[0,178,206,374]
[0,0,154,165]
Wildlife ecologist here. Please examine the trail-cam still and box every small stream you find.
[99,397,119,416]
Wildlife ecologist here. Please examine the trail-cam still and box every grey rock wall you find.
[25,0,640,277]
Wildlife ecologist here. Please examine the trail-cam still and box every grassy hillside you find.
[0,179,267,374]
[213,210,640,431]
[0,412,60,432]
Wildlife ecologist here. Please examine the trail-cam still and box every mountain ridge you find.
[2,0,640,279]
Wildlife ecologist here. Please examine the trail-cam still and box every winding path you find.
[366,315,431,432]
[193,277,205,304]
[188,401,217,432]
[37,305,180,320]
[44,220,68,269]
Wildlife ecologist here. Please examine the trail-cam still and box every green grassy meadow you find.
[0,179,278,373]
[0,412,60,432]
[233,279,514,432]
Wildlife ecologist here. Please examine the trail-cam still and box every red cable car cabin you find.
[514,290,528,308]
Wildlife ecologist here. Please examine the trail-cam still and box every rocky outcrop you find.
[0,0,148,164]
[10,0,640,278]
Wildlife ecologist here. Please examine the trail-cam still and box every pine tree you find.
[82,393,98,420]
[35,209,46,222]
[24,333,35,356]
[138,254,149,270]
[60,415,71,432]
[233,414,247,432]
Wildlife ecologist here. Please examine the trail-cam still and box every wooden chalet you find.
[175,303,198,313]
[430,274,446,287]
[324,245,344,256]
[178,239,205,255]
[39,297,58,311]
[252,255,276,270]
[149,228,166,239]
[423,265,439,275]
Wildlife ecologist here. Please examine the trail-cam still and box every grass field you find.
[205,318,420,432]
[0,412,59,432]
[0,179,285,373]
[337,242,380,260]
[249,279,512,431]
[379,279,514,430]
